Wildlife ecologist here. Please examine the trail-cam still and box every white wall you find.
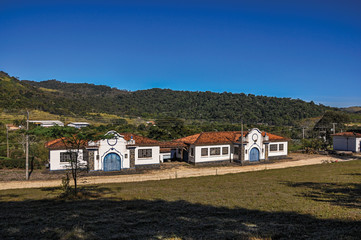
[268,141,288,157]
[160,152,171,162]
[195,144,231,163]
[356,138,361,152]
[135,146,160,165]
[49,149,86,171]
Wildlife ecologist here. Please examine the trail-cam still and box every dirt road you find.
[0,155,350,190]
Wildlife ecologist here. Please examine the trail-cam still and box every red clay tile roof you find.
[262,132,288,141]
[159,141,187,148]
[45,138,64,149]
[119,133,159,146]
[45,133,159,149]
[332,132,361,137]
[6,124,20,131]
[173,131,288,145]
[45,137,88,150]
[174,133,203,144]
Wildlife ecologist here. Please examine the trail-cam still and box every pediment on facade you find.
[246,128,262,136]
[105,130,123,139]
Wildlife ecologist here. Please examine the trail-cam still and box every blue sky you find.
[1,0,360,107]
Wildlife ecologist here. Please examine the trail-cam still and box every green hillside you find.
[1,71,335,125]
[342,106,361,114]
[0,71,87,115]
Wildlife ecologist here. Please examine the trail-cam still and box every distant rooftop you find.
[332,132,361,137]
[29,120,64,127]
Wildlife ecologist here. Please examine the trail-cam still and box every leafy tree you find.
[31,126,109,194]
[302,138,325,153]
[147,118,187,140]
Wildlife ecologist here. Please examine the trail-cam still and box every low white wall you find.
[268,141,288,157]
[49,149,86,171]
[135,146,160,165]
[160,152,171,162]
[195,145,231,163]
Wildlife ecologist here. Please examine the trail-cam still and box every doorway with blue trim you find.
[104,153,121,171]
[249,147,260,162]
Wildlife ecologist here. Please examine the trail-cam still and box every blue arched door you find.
[104,153,121,171]
[249,148,260,162]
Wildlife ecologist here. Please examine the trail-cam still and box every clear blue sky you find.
[1,0,360,107]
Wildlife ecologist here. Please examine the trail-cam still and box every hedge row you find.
[0,158,43,169]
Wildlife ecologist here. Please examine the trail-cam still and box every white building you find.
[46,131,161,171]
[29,120,64,127]
[332,132,361,153]
[67,122,90,128]
[167,128,288,164]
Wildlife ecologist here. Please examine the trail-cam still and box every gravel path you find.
[0,155,351,190]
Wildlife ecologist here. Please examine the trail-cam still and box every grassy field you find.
[1,161,361,239]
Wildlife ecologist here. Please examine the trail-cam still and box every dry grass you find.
[0,110,61,122]
[39,87,59,93]
[0,109,130,126]
[1,161,361,239]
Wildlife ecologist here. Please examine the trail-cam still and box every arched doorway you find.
[104,153,121,171]
[249,147,260,162]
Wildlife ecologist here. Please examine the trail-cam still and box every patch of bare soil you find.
[0,169,62,181]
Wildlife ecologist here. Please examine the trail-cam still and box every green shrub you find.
[301,138,326,153]
[0,157,42,169]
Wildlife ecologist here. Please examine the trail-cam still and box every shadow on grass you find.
[345,173,361,176]
[0,194,20,200]
[283,181,361,209]
[40,185,117,199]
[0,198,360,240]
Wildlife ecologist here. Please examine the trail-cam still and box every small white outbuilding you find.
[332,132,361,153]
[67,122,90,128]
[29,120,64,127]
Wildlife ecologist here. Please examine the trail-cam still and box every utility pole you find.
[240,119,244,165]
[302,127,306,139]
[332,123,337,134]
[26,110,29,180]
[6,125,9,158]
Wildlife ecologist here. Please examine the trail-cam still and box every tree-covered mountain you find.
[1,71,335,125]
[341,106,361,114]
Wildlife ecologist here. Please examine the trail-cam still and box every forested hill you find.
[1,71,334,125]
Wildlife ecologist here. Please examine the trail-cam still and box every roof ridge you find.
[201,130,243,134]
[194,132,205,144]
